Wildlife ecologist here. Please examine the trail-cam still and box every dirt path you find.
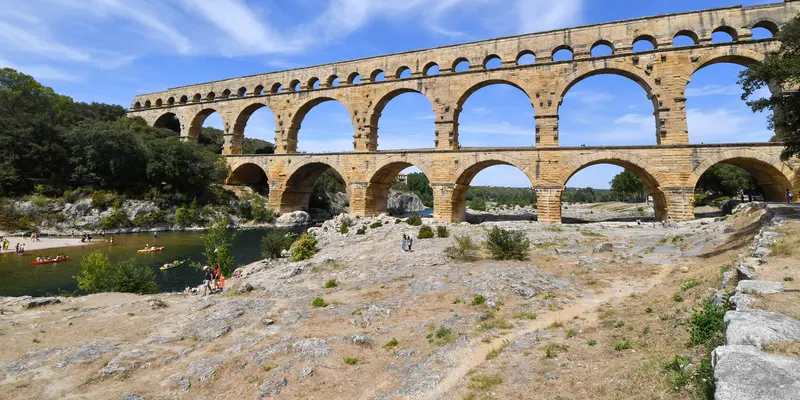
[421,265,673,399]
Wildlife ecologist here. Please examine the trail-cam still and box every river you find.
[0,228,306,297]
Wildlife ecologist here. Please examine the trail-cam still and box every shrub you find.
[444,235,480,261]
[484,226,530,260]
[427,326,455,345]
[784,276,794,282]
[512,312,537,320]
[645,307,654,313]
[485,342,508,360]
[418,225,435,239]
[251,198,275,223]
[339,225,349,234]
[261,229,291,259]
[312,297,328,307]
[614,340,631,351]
[370,221,382,229]
[681,278,701,291]
[587,339,597,346]
[75,251,159,295]
[689,302,726,346]
[343,356,358,365]
[237,201,253,220]
[290,233,318,262]
[384,338,398,349]
[100,208,131,229]
[324,279,338,288]
[198,217,236,277]
[356,226,367,235]
[544,343,569,358]
[406,213,422,226]
[471,295,486,306]
[468,375,502,390]
[340,216,354,230]
[436,225,449,238]
[468,198,487,211]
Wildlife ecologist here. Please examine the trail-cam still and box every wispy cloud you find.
[0,58,83,82]
[565,90,615,104]
[460,121,534,136]
[685,84,741,97]
[515,0,583,33]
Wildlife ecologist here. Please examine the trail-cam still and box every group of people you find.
[29,231,41,241]
[185,265,225,296]
[401,234,414,252]
[79,233,93,243]
[34,254,67,262]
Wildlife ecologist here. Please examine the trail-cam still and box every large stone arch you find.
[188,108,225,141]
[357,158,437,216]
[227,101,278,155]
[367,87,437,151]
[226,162,270,195]
[271,160,349,213]
[153,111,181,133]
[679,47,767,79]
[286,95,356,153]
[687,149,797,201]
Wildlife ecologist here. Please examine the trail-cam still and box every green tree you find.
[696,164,757,197]
[199,216,236,277]
[739,15,800,158]
[75,251,113,293]
[484,226,530,261]
[75,250,158,294]
[610,170,647,202]
[261,229,292,259]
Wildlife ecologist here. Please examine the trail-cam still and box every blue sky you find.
[0,0,777,189]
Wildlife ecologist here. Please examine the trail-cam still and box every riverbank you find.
[0,236,103,254]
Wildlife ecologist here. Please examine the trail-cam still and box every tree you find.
[610,170,647,202]
[75,250,159,294]
[739,15,800,158]
[199,216,236,277]
[696,163,757,197]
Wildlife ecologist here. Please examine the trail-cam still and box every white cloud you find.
[565,90,614,104]
[0,58,83,82]
[515,0,583,33]
[0,22,90,62]
[470,107,492,116]
[687,108,771,143]
[685,84,742,97]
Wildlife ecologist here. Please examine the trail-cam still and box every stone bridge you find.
[127,1,800,223]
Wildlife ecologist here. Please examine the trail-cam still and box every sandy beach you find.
[0,236,103,254]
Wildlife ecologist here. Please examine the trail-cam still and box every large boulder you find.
[736,280,784,294]
[736,260,758,281]
[387,191,425,216]
[593,242,614,253]
[275,211,310,227]
[724,310,800,348]
[713,345,800,400]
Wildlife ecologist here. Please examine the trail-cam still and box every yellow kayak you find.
[137,246,165,253]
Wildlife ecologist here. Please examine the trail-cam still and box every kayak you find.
[138,246,165,253]
[30,256,70,265]
[160,260,185,270]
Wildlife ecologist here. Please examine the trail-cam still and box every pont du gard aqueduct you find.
[129,1,800,224]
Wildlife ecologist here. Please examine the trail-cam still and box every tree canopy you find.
[610,170,648,202]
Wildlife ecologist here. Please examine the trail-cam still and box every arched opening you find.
[424,62,440,76]
[590,41,614,57]
[271,83,282,93]
[711,27,737,43]
[686,58,770,144]
[457,81,535,147]
[396,66,412,79]
[374,90,435,150]
[154,112,181,134]
[206,92,215,101]
[327,75,340,87]
[227,163,270,195]
[133,102,141,110]
[673,30,699,47]
[752,21,778,39]
[167,97,175,105]
[179,95,188,104]
[559,73,657,146]
[237,87,247,97]
[253,85,264,96]
[632,35,657,52]
[308,77,320,89]
[291,98,354,153]
[193,109,225,152]
[192,93,202,103]
[517,51,536,65]
[371,70,386,82]
[552,45,574,62]
[144,100,151,108]
[279,163,349,217]
[561,162,666,223]
[155,99,163,107]
[290,80,302,92]
[365,163,433,217]
[235,104,277,154]
[221,89,231,99]
[347,72,361,84]
[452,162,535,223]
[484,55,501,69]
[453,58,470,72]
[692,157,794,217]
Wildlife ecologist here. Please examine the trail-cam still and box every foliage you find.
[74,250,159,294]
[260,229,293,259]
[562,187,613,203]
[587,339,597,346]
[369,221,382,229]
[689,302,726,346]
[174,199,204,227]
[468,375,503,390]
[468,197,487,211]
[384,338,399,349]
[290,233,318,261]
[466,186,536,207]
[339,216,354,234]
[484,226,530,260]
[417,225,435,239]
[309,168,347,211]
[610,170,647,202]
[739,15,800,158]
[444,235,480,261]
[697,164,758,198]
[544,343,569,358]
[406,213,422,226]
[436,225,449,238]
[250,196,275,223]
[199,217,236,277]
[356,226,367,235]
[312,297,328,307]
[343,356,358,365]
[471,295,486,306]
[614,340,632,351]
[324,279,338,288]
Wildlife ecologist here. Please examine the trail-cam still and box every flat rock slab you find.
[22,297,61,309]
[736,280,784,294]
[724,310,800,348]
[713,345,800,400]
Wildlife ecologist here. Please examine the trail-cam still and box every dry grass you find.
[763,341,800,357]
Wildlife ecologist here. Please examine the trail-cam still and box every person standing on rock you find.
[407,236,413,252]
[202,266,213,296]
[401,234,408,252]
[787,189,794,203]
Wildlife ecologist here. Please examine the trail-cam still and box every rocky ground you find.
[0,204,797,399]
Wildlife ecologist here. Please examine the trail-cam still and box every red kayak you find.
[30,256,70,265]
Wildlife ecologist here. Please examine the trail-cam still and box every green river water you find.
[0,228,305,297]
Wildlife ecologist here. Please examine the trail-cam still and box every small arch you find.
[253,85,264,96]
[278,162,348,212]
[221,89,231,99]
[752,21,779,38]
[365,161,435,216]
[371,88,435,150]
[154,112,181,133]
[552,45,574,62]
[133,102,141,110]
[632,35,657,52]
[167,97,175,105]
[712,26,738,43]
[347,72,361,84]
[155,99,163,107]
[290,79,302,91]
[192,94,202,103]
[423,62,440,76]
[144,100,151,108]
[179,95,188,104]
[450,159,536,222]
[288,97,354,153]
[327,75,340,87]
[483,55,501,69]
[270,83,282,93]
[237,87,247,97]
[453,58,470,72]
[396,66,412,79]
[590,40,614,57]
[307,77,320,90]
[673,30,699,47]
[371,69,386,82]
[516,51,536,65]
[226,163,270,195]
[233,103,277,155]
[206,92,215,101]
